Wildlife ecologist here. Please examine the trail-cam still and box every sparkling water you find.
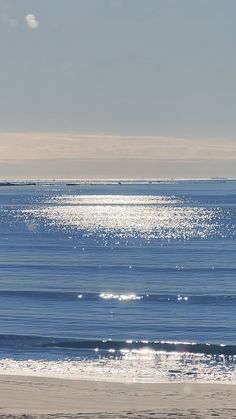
[0,180,235,382]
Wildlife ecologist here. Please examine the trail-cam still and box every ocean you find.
[0,179,235,383]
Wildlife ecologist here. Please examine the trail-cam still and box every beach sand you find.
[0,376,235,418]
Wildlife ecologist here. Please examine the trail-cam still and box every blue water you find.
[0,180,235,382]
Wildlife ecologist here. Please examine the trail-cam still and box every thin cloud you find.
[25,14,39,30]
[0,133,235,162]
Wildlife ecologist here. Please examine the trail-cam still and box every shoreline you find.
[0,375,235,418]
[0,177,235,182]
[0,369,236,385]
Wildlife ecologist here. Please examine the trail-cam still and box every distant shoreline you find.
[0,177,235,186]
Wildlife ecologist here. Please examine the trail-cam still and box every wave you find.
[2,265,236,273]
[0,290,235,305]
[0,334,235,356]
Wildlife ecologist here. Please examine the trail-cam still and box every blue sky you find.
[0,0,236,178]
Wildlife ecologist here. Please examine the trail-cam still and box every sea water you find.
[0,180,235,382]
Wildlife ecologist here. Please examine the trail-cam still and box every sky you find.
[0,0,236,178]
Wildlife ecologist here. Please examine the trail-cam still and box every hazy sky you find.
[0,0,236,178]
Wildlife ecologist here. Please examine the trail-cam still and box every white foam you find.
[0,352,235,384]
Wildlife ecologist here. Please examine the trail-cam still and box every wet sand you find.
[0,375,235,418]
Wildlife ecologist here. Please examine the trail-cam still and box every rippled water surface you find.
[0,180,235,382]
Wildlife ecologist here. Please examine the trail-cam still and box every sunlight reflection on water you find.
[22,195,224,240]
[0,350,235,383]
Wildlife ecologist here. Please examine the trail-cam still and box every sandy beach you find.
[0,376,235,418]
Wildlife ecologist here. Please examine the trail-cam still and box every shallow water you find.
[0,180,235,382]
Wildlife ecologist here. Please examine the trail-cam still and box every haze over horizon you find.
[0,0,236,178]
